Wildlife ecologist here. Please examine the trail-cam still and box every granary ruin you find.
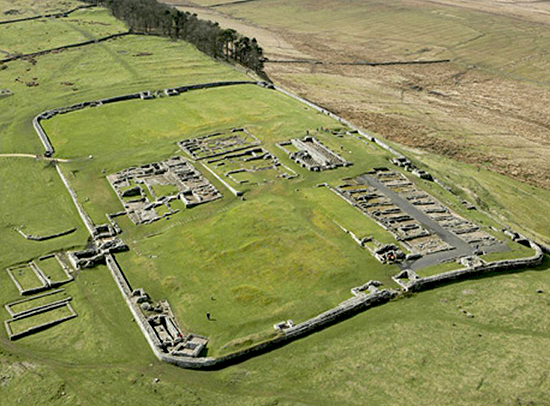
[277,135,351,171]
[333,168,502,260]
[178,128,261,160]
[204,146,297,187]
[107,156,221,225]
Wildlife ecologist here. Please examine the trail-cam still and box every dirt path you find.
[0,153,73,162]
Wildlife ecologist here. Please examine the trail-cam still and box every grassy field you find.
[0,35,247,155]
[8,290,68,314]
[42,83,412,353]
[41,79,539,353]
[8,304,74,336]
[37,256,70,283]
[0,0,82,21]
[8,266,43,291]
[0,158,88,270]
[1,3,549,405]
[0,8,127,55]
[2,258,549,406]
[171,0,550,196]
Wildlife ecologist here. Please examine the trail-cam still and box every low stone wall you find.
[33,79,548,369]
[162,289,396,369]
[265,58,451,67]
[32,80,258,158]
[0,32,131,64]
[200,162,242,196]
[106,247,397,369]
[33,116,54,156]
[0,4,97,25]
[4,302,77,340]
[16,227,76,241]
[407,241,544,292]
[273,85,403,157]
[55,164,95,235]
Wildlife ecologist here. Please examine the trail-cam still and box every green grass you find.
[2,258,549,406]
[302,186,401,246]
[150,183,179,199]
[8,304,74,335]
[0,8,127,55]
[8,290,68,314]
[0,0,83,21]
[416,260,464,278]
[8,266,43,291]
[0,158,88,269]
[1,4,549,405]
[37,257,70,283]
[42,81,547,353]
[116,187,401,355]
[41,82,416,352]
[481,242,536,263]
[0,35,247,155]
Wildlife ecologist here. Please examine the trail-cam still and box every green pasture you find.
[0,158,87,270]
[37,256,70,282]
[8,304,74,336]
[7,290,68,314]
[0,0,83,21]
[43,83,410,352]
[1,4,549,405]
[0,34,247,155]
[1,257,549,406]
[0,8,127,55]
[8,266,43,291]
[42,81,540,353]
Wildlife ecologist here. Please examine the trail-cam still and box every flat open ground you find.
[168,0,550,203]
[42,80,535,353]
[0,0,83,21]
[42,84,402,353]
[0,8,127,55]
[1,2,549,405]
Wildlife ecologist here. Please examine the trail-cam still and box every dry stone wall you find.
[406,241,543,292]
[0,4,97,25]
[29,79,549,369]
[106,247,398,370]
[16,227,76,241]
[0,32,131,64]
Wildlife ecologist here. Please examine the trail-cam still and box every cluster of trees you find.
[94,0,266,77]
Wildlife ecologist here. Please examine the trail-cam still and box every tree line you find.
[88,0,267,78]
